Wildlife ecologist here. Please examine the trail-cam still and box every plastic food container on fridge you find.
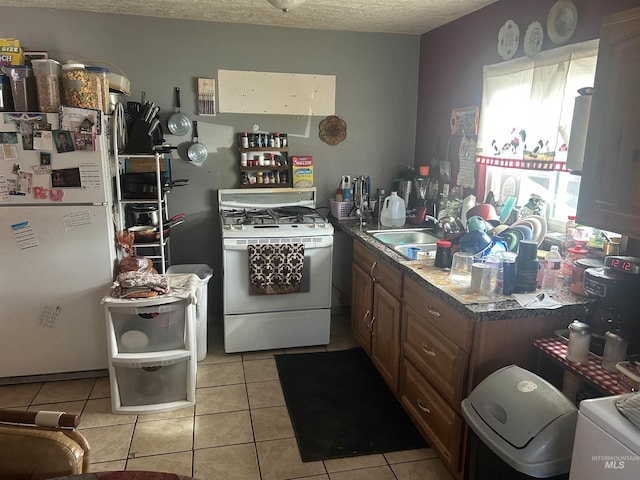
[31,59,62,113]
[1,64,38,111]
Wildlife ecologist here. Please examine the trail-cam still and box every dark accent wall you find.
[415,0,640,186]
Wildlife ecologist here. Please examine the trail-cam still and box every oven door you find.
[222,236,333,315]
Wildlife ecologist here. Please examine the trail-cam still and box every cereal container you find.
[1,64,38,111]
[31,59,62,113]
[86,66,110,113]
[62,63,98,109]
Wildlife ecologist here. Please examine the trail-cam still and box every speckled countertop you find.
[333,217,590,323]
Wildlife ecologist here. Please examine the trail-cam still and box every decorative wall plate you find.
[547,0,578,45]
[498,20,520,61]
[319,115,347,146]
[524,21,544,58]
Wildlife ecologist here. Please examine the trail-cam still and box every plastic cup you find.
[450,252,474,285]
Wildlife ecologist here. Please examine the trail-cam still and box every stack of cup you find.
[450,252,474,287]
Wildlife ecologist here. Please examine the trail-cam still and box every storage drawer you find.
[353,241,402,298]
[400,359,463,469]
[402,302,468,406]
[403,275,472,351]
[113,354,190,407]
[107,301,188,353]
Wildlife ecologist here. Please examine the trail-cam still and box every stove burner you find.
[222,206,327,226]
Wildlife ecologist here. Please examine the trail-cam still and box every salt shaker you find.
[566,321,591,365]
[601,331,628,372]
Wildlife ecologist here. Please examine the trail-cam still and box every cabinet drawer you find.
[400,359,463,469]
[402,303,468,406]
[403,275,472,351]
[353,241,402,298]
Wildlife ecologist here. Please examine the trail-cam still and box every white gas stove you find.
[217,187,334,353]
[219,187,333,237]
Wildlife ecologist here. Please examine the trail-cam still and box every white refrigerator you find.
[0,112,116,378]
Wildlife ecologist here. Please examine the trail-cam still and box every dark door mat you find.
[275,347,427,462]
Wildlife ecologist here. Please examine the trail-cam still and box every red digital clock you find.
[604,256,640,275]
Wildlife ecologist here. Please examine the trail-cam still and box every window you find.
[476,40,599,231]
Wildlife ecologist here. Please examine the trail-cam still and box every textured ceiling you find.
[1,0,499,35]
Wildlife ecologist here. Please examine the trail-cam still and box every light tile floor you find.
[0,315,454,480]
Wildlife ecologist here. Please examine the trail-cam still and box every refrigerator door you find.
[0,204,116,377]
[0,113,113,205]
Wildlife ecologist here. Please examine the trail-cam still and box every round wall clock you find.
[547,0,578,45]
[319,115,347,146]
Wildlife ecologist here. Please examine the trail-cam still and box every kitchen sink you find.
[367,228,441,246]
[393,243,438,260]
[366,228,441,260]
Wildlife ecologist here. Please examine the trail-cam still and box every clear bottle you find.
[565,215,577,245]
[541,246,562,294]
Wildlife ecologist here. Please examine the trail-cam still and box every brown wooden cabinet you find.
[400,275,470,473]
[351,241,402,392]
[349,234,577,480]
[577,7,640,238]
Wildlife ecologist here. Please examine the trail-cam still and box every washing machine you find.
[569,393,640,479]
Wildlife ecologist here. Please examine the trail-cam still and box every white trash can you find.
[167,264,213,361]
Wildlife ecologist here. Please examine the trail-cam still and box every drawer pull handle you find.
[417,399,431,414]
[363,310,370,325]
[422,344,436,356]
[370,261,377,280]
[369,316,376,334]
[425,304,441,317]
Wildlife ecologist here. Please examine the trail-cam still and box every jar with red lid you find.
[435,240,453,268]
[563,244,589,277]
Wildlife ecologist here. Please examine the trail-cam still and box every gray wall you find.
[2,7,420,314]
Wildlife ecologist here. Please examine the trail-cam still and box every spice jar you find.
[566,321,591,364]
[434,240,453,268]
[62,63,98,109]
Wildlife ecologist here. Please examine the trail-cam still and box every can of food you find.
[570,258,603,296]
[62,63,98,109]
[31,59,62,113]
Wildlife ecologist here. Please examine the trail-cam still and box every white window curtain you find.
[476,39,599,171]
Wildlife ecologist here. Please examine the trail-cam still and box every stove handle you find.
[223,239,334,250]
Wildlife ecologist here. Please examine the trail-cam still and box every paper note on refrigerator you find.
[11,221,39,249]
[62,210,94,230]
[38,305,60,328]
[79,163,101,189]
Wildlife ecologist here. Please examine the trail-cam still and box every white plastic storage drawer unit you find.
[112,353,191,407]
[104,295,197,414]
[107,301,188,353]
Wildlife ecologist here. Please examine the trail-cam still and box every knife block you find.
[124,118,155,154]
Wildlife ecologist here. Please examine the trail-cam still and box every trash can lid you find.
[464,365,576,448]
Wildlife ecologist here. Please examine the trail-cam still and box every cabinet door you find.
[577,7,640,238]
[351,262,373,354]
[371,283,401,392]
